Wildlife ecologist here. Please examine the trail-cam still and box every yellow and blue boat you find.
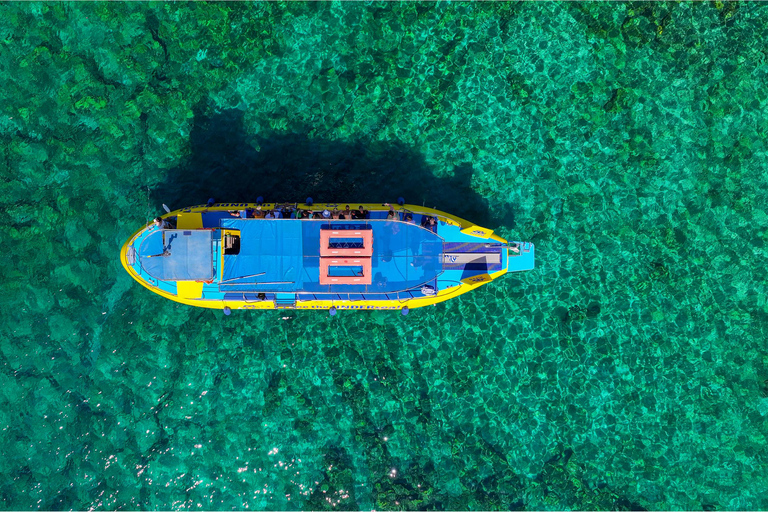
[119,202,534,314]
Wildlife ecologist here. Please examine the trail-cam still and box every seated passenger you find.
[331,208,341,219]
[385,203,396,220]
[265,210,275,219]
[228,210,241,217]
[343,205,352,218]
[354,205,368,219]
[404,213,415,224]
[253,207,265,218]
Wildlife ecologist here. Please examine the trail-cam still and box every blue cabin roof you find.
[219,219,442,293]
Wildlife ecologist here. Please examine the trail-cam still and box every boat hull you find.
[120,203,534,311]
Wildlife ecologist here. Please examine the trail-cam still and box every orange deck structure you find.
[319,257,372,285]
[319,228,374,257]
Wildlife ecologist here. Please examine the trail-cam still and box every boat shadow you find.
[153,108,515,230]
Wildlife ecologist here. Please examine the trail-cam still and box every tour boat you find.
[119,202,534,313]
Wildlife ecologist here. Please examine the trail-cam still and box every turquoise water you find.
[2,1,768,509]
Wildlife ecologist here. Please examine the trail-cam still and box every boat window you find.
[223,233,240,255]
[327,265,365,277]
[327,238,365,249]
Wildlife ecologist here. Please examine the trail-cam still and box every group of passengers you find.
[227,204,372,220]
[155,203,439,231]
[219,202,440,231]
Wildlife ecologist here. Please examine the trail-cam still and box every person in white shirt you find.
[153,217,171,230]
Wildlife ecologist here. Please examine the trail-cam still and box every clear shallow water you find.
[2,2,768,509]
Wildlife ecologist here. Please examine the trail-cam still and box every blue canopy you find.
[139,229,213,281]
[220,219,303,292]
[219,219,443,294]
